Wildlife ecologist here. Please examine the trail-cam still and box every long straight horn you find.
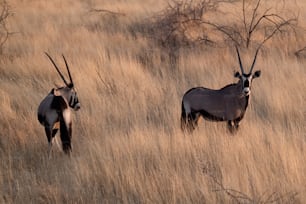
[235,46,245,74]
[62,54,73,87]
[249,48,260,73]
[45,52,69,86]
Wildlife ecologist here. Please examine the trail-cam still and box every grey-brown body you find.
[38,53,80,157]
[181,47,261,133]
[181,82,249,133]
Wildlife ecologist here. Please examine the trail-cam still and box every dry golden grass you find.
[0,0,305,203]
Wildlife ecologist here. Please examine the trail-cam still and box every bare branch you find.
[248,0,262,34]
[0,0,10,54]
[206,170,299,203]
[89,8,126,16]
[295,46,306,57]
[205,171,253,203]
[261,191,299,203]
[257,16,297,49]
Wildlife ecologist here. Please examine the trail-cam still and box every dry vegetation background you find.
[0,0,305,203]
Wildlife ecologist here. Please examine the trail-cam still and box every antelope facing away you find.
[181,47,261,133]
[38,53,80,157]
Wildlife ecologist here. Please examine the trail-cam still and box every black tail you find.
[60,119,72,155]
[181,101,198,133]
[181,101,189,131]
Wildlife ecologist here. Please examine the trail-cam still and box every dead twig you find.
[0,0,10,53]
[89,8,126,16]
[295,46,306,57]
[202,161,299,203]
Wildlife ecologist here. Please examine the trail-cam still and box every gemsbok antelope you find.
[181,47,261,133]
[38,53,80,157]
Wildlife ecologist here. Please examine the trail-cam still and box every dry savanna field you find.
[0,0,306,203]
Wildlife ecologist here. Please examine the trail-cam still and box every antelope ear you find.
[68,83,74,88]
[234,71,241,78]
[49,88,55,94]
[53,89,61,96]
[253,70,261,78]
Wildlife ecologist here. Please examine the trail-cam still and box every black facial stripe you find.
[244,79,250,87]
[69,95,74,107]
[74,96,79,105]
[69,94,78,107]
